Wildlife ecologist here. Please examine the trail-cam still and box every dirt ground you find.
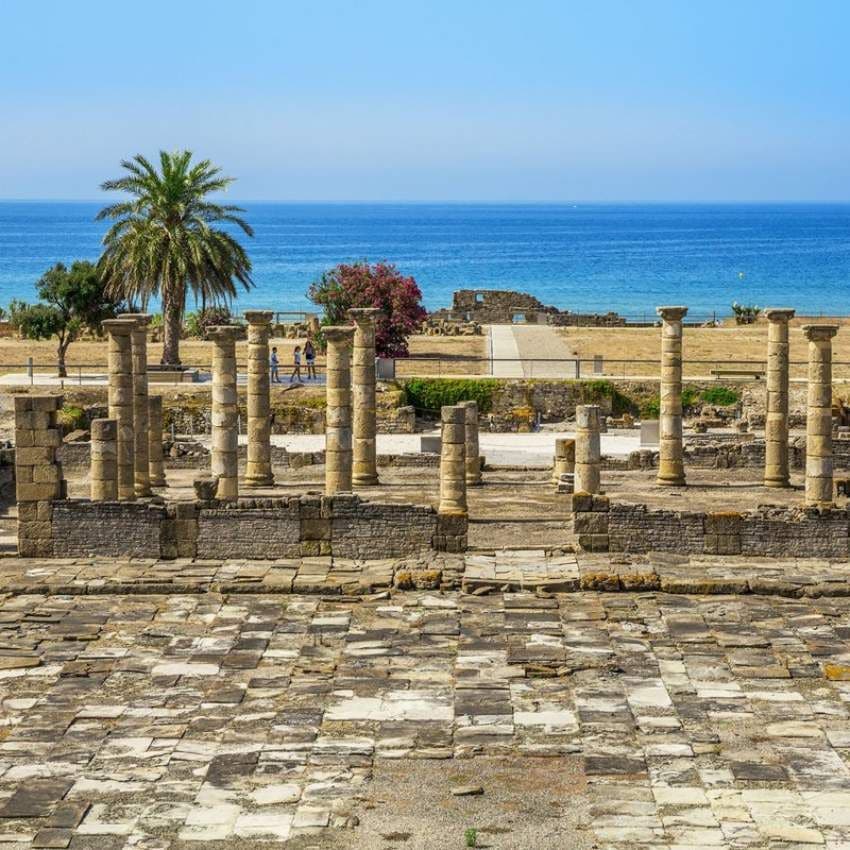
[560,315,850,379]
[292,757,590,850]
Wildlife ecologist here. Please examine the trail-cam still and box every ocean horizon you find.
[1,201,849,319]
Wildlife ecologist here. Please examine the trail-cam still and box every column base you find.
[763,476,790,488]
[150,476,167,488]
[134,486,153,498]
[655,474,686,487]
[352,473,380,487]
[243,474,275,489]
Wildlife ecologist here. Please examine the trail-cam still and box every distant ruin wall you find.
[429,289,625,327]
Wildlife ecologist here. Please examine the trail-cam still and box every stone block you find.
[574,512,609,534]
[571,492,593,512]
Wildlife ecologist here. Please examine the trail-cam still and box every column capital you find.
[324,325,355,345]
[122,313,153,328]
[102,318,136,335]
[764,308,795,323]
[348,307,382,324]
[656,306,688,322]
[802,324,838,341]
[243,310,274,325]
[207,325,242,342]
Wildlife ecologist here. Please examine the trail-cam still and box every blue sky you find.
[2,0,849,201]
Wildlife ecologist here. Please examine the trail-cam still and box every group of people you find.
[270,337,317,383]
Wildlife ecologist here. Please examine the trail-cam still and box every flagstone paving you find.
[1,585,850,847]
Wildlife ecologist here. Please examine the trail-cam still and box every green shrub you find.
[57,404,87,431]
[403,378,499,413]
[700,386,740,406]
[639,396,660,419]
[682,387,699,409]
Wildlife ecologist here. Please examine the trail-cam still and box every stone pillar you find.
[148,395,166,488]
[123,313,152,497]
[656,306,688,486]
[103,318,137,501]
[575,404,601,494]
[244,310,275,487]
[764,308,795,488]
[90,418,118,501]
[461,400,482,486]
[552,437,576,483]
[438,405,468,515]
[349,308,381,487]
[324,325,355,495]
[14,394,64,557]
[803,324,838,507]
[209,326,241,501]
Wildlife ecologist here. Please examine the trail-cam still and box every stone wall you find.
[429,289,626,326]
[49,492,461,560]
[573,494,850,558]
[52,501,166,558]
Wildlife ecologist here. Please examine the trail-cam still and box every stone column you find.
[349,308,381,487]
[209,326,241,501]
[90,418,118,501]
[244,310,275,487]
[438,405,468,514]
[324,325,355,495]
[14,394,64,557]
[656,306,688,486]
[764,308,795,488]
[461,400,482,486]
[803,324,838,507]
[103,318,137,501]
[552,437,576,483]
[123,313,152,497]
[575,404,602,494]
[148,395,166,487]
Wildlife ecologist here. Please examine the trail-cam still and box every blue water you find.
[1,201,849,318]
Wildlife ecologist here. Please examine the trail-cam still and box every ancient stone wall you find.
[52,501,165,558]
[49,493,452,560]
[573,494,850,558]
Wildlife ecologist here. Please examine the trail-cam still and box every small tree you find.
[308,261,427,357]
[10,261,121,377]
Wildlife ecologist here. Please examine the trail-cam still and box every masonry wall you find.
[49,493,452,560]
[52,501,165,558]
[574,494,850,558]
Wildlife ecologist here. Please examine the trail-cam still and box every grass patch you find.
[402,378,500,413]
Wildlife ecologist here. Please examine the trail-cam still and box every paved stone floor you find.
[2,576,850,847]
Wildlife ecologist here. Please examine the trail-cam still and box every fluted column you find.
[439,405,468,515]
[461,400,482,486]
[803,324,838,507]
[90,418,118,501]
[244,310,275,487]
[575,405,601,494]
[656,306,688,486]
[324,325,355,495]
[209,326,241,501]
[103,318,137,501]
[349,308,381,486]
[148,395,166,488]
[552,437,576,483]
[764,308,795,487]
[123,313,152,497]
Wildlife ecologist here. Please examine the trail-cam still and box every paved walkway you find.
[1,573,850,847]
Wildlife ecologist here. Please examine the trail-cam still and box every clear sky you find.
[2,0,850,201]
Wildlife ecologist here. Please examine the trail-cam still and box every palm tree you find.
[97,150,253,366]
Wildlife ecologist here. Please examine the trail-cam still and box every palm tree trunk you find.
[162,294,182,367]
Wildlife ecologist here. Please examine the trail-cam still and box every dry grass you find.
[560,315,850,379]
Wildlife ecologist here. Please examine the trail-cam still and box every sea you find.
[1,201,849,320]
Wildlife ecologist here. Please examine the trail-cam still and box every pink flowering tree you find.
[308,261,427,357]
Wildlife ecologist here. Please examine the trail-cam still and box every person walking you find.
[304,337,317,380]
[290,345,303,383]
[270,346,281,383]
